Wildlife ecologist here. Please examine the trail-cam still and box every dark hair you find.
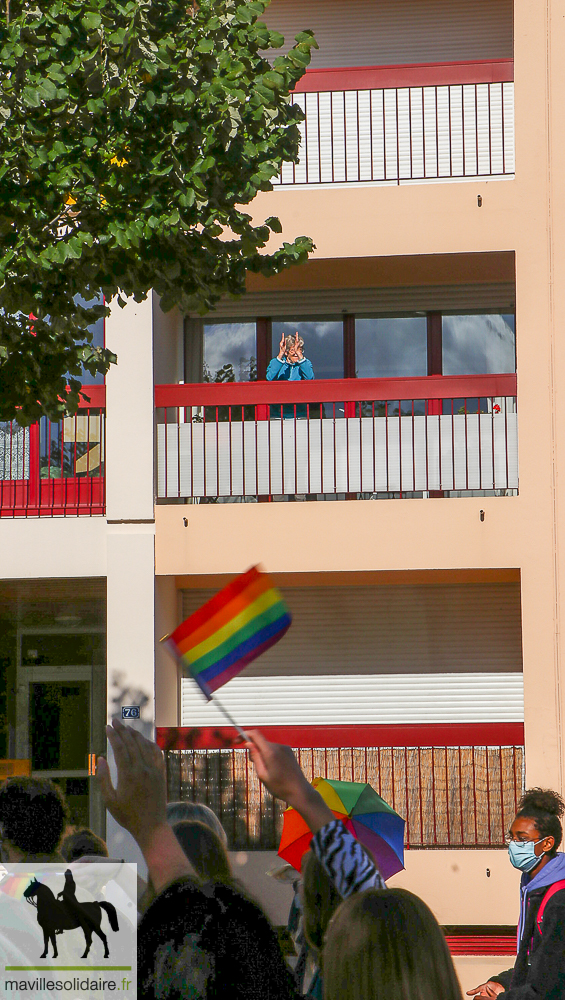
[301,849,342,953]
[323,888,462,1000]
[0,777,69,856]
[60,828,109,862]
[139,877,296,1000]
[172,820,231,883]
[516,787,565,854]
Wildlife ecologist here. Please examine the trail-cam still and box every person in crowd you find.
[267,332,314,382]
[0,776,68,862]
[96,719,298,999]
[60,827,109,862]
[166,799,228,847]
[323,887,463,1000]
[172,819,231,883]
[467,788,565,1000]
[244,730,385,997]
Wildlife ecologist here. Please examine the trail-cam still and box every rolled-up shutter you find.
[261,0,513,69]
[180,582,523,726]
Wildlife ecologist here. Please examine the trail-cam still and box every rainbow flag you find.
[167,567,291,699]
[0,874,34,899]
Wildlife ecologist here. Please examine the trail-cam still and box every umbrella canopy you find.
[278,777,405,880]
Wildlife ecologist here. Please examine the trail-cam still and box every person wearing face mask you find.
[467,788,565,1000]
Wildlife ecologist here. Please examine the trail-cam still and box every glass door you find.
[16,665,92,828]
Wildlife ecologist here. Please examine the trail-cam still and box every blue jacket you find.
[266,357,314,381]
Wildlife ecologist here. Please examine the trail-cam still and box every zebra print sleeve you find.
[310,819,386,899]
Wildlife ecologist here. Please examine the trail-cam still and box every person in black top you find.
[467,788,565,1000]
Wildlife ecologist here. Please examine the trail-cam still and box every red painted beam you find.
[155,373,517,408]
[446,936,516,956]
[78,384,106,407]
[156,723,525,752]
[294,59,514,94]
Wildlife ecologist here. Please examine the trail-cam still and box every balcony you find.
[274,60,514,186]
[155,373,518,502]
[0,386,105,517]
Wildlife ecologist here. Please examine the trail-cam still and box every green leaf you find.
[81,12,102,31]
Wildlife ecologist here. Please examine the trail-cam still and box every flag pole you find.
[160,635,249,742]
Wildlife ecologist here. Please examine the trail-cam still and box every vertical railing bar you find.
[451,397,455,493]
[458,746,464,845]
[448,84,452,177]
[411,399,416,493]
[317,91,321,183]
[395,86,400,185]
[435,86,439,178]
[217,405,220,501]
[431,747,438,845]
[228,405,233,498]
[294,403,298,497]
[307,402,311,496]
[385,399,390,493]
[331,90,335,184]
[369,88,374,180]
[478,396,483,489]
[490,397,496,489]
[343,89,348,182]
[505,396,510,490]
[418,746,424,845]
[488,82,493,175]
[464,397,469,492]
[398,399,403,497]
[445,745,451,845]
[333,401,337,496]
[475,84,479,176]
[422,86,426,178]
[501,81,506,174]
[498,745,505,846]
[356,89,361,181]
[408,85,413,179]
[472,746,478,844]
[485,746,493,845]
[404,746,410,848]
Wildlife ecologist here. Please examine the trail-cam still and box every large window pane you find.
[355,317,427,377]
[203,322,256,382]
[442,314,516,374]
[272,320,343,379]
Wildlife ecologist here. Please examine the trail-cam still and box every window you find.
[271,319,344,379]
[442,314,516,375]
[355,317,427,377]
[203,322,257,382]
[74,293,105,385]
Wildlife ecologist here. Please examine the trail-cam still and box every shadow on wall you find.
[109,671,153,740]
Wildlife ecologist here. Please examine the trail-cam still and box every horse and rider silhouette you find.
[23,869,119,959]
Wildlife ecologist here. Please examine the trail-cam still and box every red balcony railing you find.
[155,374,518,501]
[273,61,514,186]
[0,386,106,517]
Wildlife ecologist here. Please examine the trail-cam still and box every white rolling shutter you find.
[180,582,523,725]
[261,0,513,70]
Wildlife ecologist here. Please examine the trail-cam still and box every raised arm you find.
[245,731,384,897]
[96,718,195,895]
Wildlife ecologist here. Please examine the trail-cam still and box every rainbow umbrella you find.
[278,777,405,880]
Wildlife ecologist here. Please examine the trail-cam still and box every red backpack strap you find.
[536,880,565,934]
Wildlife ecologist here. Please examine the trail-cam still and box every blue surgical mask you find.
[508,838,546,872]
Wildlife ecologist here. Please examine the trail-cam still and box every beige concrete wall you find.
[0,518,107,578]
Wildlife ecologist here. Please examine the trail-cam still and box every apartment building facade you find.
[1,0,563,986]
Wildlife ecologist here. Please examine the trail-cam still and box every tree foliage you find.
[0,0,317,422]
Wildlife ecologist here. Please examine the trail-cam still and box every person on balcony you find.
[267,332,314,381]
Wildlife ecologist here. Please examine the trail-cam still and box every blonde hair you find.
[323,888,462,1000]
[285,334,304,352]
